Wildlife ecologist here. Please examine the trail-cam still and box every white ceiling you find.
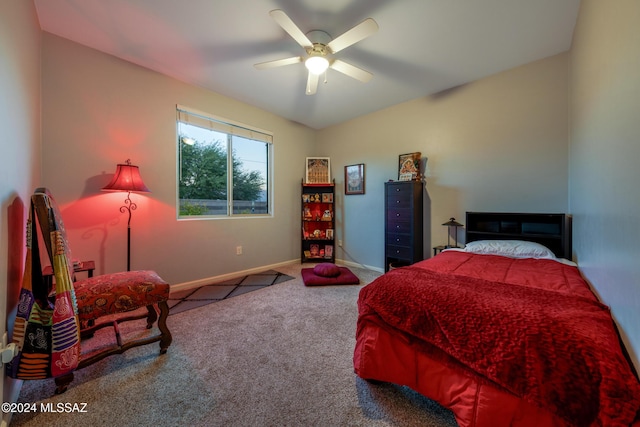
[34,0,581,130]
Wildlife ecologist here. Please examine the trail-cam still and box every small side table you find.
[433,245,447,256]
[433,245,463,256]
[43,260,95,289]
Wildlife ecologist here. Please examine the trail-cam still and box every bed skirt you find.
[354,314,569,427]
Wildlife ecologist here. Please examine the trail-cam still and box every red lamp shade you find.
[102,160,150,193]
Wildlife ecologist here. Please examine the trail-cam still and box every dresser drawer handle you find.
[396,200,400,204]
[396,213,400,217]
[396,250,400,254]
[396,238,400,242]
[396,225,400,229]
[396,188,400,192]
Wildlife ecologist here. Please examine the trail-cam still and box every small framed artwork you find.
[345,163,365,195]
[398,152,421,181]
[326,229,334,240]
[306,157,331,184]
[324,245,333,259]
[321,193,333,203]
[309,244,320,257]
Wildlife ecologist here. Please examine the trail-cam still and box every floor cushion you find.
[301,264,360,286]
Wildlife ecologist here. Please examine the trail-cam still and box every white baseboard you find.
[170,259,299,292]
[1,378,23,427]
[336,258,384,273]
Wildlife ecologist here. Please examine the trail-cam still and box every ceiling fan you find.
[254,9,378,95]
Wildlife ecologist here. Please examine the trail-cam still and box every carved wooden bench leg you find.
[145,304,158,329]
[157,301,172,354]
[55,372,74,395]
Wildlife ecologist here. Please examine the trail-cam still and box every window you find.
[177,105,272,218]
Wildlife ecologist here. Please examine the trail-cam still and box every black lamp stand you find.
[118,191,137,271]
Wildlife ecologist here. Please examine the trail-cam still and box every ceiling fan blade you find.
[305,72,319,95]
[254,56,303,70]
[270,9,313,49]
[330,59,373,83]
[326,18,378,54]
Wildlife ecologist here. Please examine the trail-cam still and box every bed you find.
[354,212,640,427]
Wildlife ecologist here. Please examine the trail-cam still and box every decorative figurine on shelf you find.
[322,209,332,221]
[304,206,312,219]
[314,193,321,202]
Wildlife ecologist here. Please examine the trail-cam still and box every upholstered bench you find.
[53,270,172,394]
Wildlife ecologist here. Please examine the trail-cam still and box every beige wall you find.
[569,0,640,371]
[39,27,569,281]
[41,33,316,286]
[0,0,42,420]
[319,53,569,269]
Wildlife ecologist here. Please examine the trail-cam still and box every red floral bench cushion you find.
[73,270,169,321]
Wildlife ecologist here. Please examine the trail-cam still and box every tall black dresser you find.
[384,181,423,271]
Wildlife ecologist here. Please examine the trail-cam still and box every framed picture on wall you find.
[345,163,365,195]
[306,157,331,184]
[398,152,421,181]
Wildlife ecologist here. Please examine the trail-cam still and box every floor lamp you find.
[102,159,150,271]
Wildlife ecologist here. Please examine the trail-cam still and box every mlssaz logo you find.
[40,402,88,413]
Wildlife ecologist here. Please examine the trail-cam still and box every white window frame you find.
[176,105,273,219]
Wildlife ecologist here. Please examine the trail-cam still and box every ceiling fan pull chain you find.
[323,71,328,84]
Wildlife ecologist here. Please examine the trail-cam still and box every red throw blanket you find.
[358,262,640,426]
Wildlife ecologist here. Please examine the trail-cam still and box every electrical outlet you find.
[2,332,18,363]
[338,240,343,247]
[236,246,242,255]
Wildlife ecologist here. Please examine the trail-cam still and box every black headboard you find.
[465,212,572,259]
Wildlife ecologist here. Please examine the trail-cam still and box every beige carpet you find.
[11,263,458,427]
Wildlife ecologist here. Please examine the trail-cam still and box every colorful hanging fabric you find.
[6,189,81,379]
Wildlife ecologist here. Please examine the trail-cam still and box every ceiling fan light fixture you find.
[257,10,378,94]
[305,56,329,75]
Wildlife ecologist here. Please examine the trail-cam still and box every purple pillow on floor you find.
[313,263,341,277]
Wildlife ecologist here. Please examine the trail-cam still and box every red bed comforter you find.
[356,251,640,426]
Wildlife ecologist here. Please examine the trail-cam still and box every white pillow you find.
[463,240,556,259]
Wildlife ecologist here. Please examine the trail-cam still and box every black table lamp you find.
[442,217,463,248]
